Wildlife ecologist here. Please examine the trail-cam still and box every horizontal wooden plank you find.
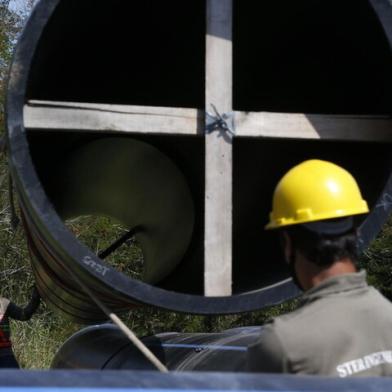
[24,100,202,135]
[25,101,392,142]
[235,111,392,142]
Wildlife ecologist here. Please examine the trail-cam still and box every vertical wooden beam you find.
[204,0,233,296]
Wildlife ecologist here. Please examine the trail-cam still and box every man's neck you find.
[298,255,357,291]
[310,259,357,288]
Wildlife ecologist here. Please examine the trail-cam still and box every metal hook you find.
[206,104,235,137]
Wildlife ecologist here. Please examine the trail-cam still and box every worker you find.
[247,159,392,377]
[0,286,41,368]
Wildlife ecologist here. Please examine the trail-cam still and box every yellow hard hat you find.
[266,159,369,230]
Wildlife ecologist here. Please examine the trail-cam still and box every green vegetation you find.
[0,0,20,133]
[359,219,392,301]
[66,215,144,281]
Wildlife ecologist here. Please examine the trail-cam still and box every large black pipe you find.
[6,0,392,322]
[51,324,260,371]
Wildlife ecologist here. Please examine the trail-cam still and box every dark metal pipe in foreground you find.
[51,324,261,371]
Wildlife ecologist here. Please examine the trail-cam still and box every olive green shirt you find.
[248,271,392,377]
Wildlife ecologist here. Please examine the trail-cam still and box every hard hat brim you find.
[265,209,368,231]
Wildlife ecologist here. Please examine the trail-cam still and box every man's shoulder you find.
[270,284,392,339]
[268,296,341,340]
[271,301,317,328]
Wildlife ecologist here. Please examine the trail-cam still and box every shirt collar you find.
[300,270,368,305]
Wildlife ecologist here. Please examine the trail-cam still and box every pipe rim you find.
[6,0,392,316]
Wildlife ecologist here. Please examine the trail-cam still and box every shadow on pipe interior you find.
[9,0,392,321]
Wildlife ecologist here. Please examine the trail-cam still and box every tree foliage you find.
[359,218,392,300]
[0,0,33,134]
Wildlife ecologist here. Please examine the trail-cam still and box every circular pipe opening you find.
[6,0,392,322]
